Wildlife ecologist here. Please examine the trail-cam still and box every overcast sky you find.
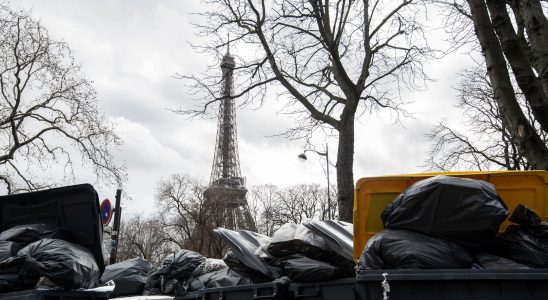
[12,0,470,216]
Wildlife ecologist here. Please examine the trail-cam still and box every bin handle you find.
[253,286,278,299]
[294,285,321,297]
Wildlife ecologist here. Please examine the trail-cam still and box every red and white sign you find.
[100,198,113,226]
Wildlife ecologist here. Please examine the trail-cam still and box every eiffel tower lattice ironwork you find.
[198,48,256,257]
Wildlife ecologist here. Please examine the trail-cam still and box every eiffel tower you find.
[197,47,256,257]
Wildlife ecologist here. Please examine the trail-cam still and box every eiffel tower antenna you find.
[227,33,230,54]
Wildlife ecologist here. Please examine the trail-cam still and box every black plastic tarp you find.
[0,224,67,246]
[17,238,100,289]
[100,257,151,297]
[359,229,474,271]
[381,176,509,248]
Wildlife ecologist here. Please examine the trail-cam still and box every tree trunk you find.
[467,0,548,170]
[486,0,548,133]
[518,0,548,114]
[336,115,355,222]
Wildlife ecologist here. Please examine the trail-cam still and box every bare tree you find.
[181,0,432,221]
[485,0,548,133]
[248,184,281,236]
[425,63,546,171]
[155,173,229,258]
[276,184,327,223]
[0,4,125,193]
[248,183,336,235]
[429,0,548,170]
[116,215,177,265]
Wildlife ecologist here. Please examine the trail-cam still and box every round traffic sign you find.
[100,198,113,226]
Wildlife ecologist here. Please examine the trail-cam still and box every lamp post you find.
[298,143,332,220]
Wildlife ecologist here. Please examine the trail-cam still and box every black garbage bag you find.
[185,258,228,292]
[146,253,174,294]
[167,249,206,280]
[0,241,22,262]
[510,204,546,227]
[268,223,329,259]
[0,224,67,246]
[302,220,354,261]
[187,274,207,292]
[276,254,343,282]
[205,268,253,288]
[223,249,272,283]
[494,225,548,268]
[163,249,206,295]
[17,238,100,289]
[100,257,151,297]
[473,252,529,269]
[509,204,548,243]
[153,249,206,295]
[0,256,43,292]
[359,229,474,271]
[215,228,280,280]
[381,176,509,248]
[268,222,355,276]
[188,268,252,291]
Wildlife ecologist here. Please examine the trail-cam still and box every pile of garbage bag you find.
[360,176,513,271]
[266,221,355,280]
[0,224,100,292]
[212,220,355,284]
[142,219,355,296]
[494,204,548,268]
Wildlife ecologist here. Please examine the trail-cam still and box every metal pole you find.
[110,189,122,264]
[326,143,331,220]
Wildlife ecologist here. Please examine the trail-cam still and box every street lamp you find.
[298,143,332,220]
